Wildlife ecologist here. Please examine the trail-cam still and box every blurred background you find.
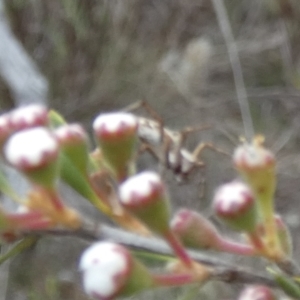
[1,0,300,299]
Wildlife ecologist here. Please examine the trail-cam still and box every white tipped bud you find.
[79,242,155,300]
[80,242,129,299]
[119,171,162,205]
[4,127,58,170]
[119,171,170,234]
[93,112,138,181]
[213,181,257,232]
[93,112,137,138]
[55,124,87,145]
[214,182,254,214]
[233,139,275,170]
[9,104,48,130]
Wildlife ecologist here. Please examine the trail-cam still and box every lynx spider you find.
[124,101,228,183]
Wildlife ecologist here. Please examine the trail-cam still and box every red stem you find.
[164,230,194,269]
[216,237,256,256]
[19,219,52,230]
[46,188,64,211]
[247,231,265,252]
[9,211,44,223]
[153,273,195,287]
[9,212,52,230]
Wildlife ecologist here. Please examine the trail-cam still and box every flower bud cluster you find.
[0,107,147,237]
[0,105,84,233]
[210,137,290,261]
[0,106,293,300]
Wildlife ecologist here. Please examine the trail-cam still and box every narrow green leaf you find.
[60,154,110,214]
[0,236,38,265]
[48,110,67,128]
[268,267,300,298]
[133,249,174,265]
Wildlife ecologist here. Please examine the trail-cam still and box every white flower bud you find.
[93,112,137,138]
[9,104,48,130]
[79,242,130,300]
[4,127,58,170]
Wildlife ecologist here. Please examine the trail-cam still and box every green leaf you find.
[59,154,110,214]
[0,236,38,265]
[48,110,67,129]
[268,267,300,298]
[133,249,174,266]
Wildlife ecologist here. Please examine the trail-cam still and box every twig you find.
[29,222,277,287]
[211,0,254,140]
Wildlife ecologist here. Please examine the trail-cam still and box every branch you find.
[31,221,277,288]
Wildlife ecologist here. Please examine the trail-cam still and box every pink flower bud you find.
[9,104,48,131]
[119,171,170,234]
[238,285,277,300]
[171,209,221,250]
[79,242,153,300]
[213,181,258,232]
[172,209,256,255]
[93,113,138,181]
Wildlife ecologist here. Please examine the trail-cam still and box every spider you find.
[124,101,229,183]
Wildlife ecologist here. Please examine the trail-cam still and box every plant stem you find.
[164,230,194,269]
[216,237,256,256]
[247,231,265,253]
[153,273,195,287]
[46,188,65,211]
[9,211,52,230]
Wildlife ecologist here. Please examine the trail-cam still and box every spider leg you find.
[192,142,230,160]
